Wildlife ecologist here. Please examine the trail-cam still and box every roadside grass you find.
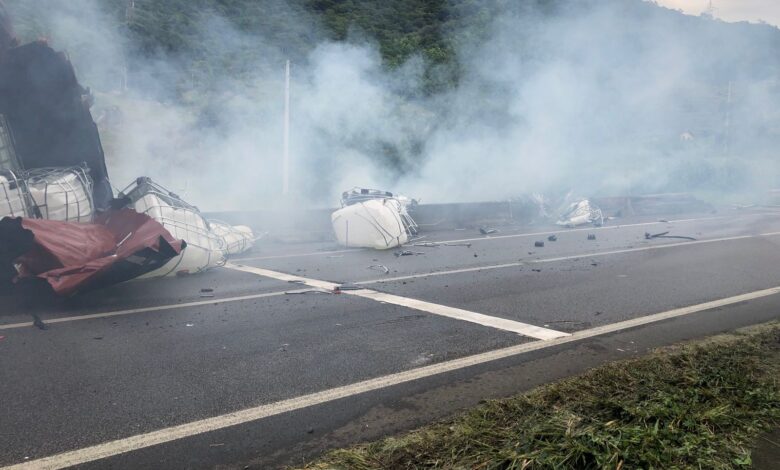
[301,323,780,469]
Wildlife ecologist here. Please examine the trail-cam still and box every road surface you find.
[1,208,780,469]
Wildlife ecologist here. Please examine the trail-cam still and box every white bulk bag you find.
[26,167,93,222]
[332,199,408,249]
[209,221,255,255]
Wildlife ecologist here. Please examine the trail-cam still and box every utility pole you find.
[282,59,290,195]
[723,80,732,155]
[121,0,135,92]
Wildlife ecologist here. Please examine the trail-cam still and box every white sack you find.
[332,199,408,249]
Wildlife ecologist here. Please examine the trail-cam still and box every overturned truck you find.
[0,8,254,296]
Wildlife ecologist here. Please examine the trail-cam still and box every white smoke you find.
[5,0,780,209]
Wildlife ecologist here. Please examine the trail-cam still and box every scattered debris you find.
[659,219,669,223]
[287,279,305,284]
[534,241,545,248]
[185,323,194,327]
[547,235,557,242]
[644,231,697,241]
[368,264,390,275]
[200,288,214,293]
[333,284,362,294]
[32,315,47,330]
[209,443,225,448]
[532,268,542,272]
[332,187,418,250]
[587,234,596,240]
[285,289,330,295]
[444,242,472,248]
[413,242,440,247]
[395,250,424,257]
[479,227,498,235]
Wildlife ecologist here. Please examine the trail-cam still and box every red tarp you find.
[0,208,185,296]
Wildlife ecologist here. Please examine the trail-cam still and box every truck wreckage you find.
[0,16,254,296]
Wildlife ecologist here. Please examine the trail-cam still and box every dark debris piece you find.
[587,234,596,240]
[395,250,425,257]
[534,241,545,247]
[479,227,498,235]
[644,231,697,241]
[547,235,558,242]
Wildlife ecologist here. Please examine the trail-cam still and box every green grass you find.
[300,323,780,469]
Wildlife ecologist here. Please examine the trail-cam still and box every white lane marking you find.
[350,290,567,340]
[226,263,568,340]
[230,214,742,262]
[356,231,780,286]
[0,291,289,331]
[8,284,780,470]
[233,248,360,262]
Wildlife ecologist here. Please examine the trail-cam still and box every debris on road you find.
[547,235,557,242]
[479,227,498,235]
[333,284,362,294]
[532,268,542,272]
[285,289,331,295]
[413,242,440,247]
[395,250,424,257]
[557,198,604,227]
[368,264,390,275]
[32,315,46,330]
[644,231,697,241]
[332,187,418,250]
[587,234,597,240]
[534,241,545,247]
[444,242,472,248]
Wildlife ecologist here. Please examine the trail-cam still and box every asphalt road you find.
[2,208,780,469]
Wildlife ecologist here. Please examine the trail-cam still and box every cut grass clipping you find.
[302,323,780,469]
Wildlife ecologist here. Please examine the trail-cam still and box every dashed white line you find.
[7,284,780,470]
[0,290,290,331]
[225,263,568,340]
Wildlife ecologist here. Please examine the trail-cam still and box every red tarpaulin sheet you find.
[0,208,185,296]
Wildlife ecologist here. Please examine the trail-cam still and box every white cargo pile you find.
[120,178,254,277]
[25,166,94,222]
[332,187,418,250]
[556,198,604,227]
[0,166,94,222]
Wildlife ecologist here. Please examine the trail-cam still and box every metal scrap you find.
[644,231,697,241]
[395,250,424,257]
[587,234,596,240]
[534,241,545,247]
[368,264,390,275]
[547,235,557,242]
[479,227,498,235]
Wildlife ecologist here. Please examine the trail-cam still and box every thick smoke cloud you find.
[5,0,780,209]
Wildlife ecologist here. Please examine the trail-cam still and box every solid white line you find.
[356,231,780,285]
[8,284,780,470]
[225,263,567,340]
[230,214,742,262]
[0,291,290,331]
